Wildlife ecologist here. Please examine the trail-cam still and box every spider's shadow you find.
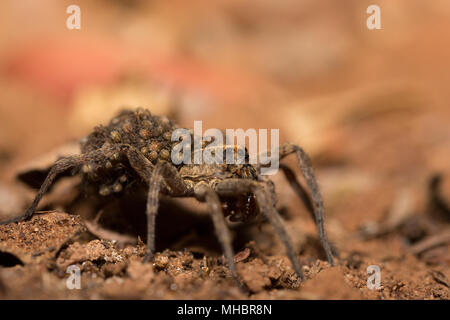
[18,170,255,257]
[89,190,234,256]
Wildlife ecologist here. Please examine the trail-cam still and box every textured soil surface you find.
[0,166,448,300]
[0,210,447,300]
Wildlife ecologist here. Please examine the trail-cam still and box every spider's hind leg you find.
[278,143,335,265]
[279,164,314,219]
[0,155,84,225]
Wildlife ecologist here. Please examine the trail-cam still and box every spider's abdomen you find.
[79,108,177,196]
[81,108,176,163]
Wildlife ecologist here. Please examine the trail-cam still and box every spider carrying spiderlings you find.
[0,108,335,289]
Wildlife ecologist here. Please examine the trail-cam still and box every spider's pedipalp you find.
[279,143,335,265]
[0,155,84,225]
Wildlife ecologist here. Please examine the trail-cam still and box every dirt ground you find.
[0,1,449,299]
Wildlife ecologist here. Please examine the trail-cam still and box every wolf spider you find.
[1,108,334,288]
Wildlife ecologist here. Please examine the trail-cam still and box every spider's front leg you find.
[126,148,189,262]
[0,155,84,225]
[215,179,304,281]
[278,143,335,265]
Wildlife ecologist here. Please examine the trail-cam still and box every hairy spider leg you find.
[278,143,335,265]
[133,155,247,291]
[215,179,304,281]
[253,186,304,280]
[0,155,84,225]
[279,164,314,217]
[194,183,248,292]
[125,150,188,261]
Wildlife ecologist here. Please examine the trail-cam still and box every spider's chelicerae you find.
[1,108,335,288]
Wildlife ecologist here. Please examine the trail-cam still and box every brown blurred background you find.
[1,0,449,213]
[0,0,449,299]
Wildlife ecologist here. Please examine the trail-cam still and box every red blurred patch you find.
[4,37,126,102]
[3,36,257,106]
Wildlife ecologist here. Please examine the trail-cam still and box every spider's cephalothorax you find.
[1,108,336,292]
